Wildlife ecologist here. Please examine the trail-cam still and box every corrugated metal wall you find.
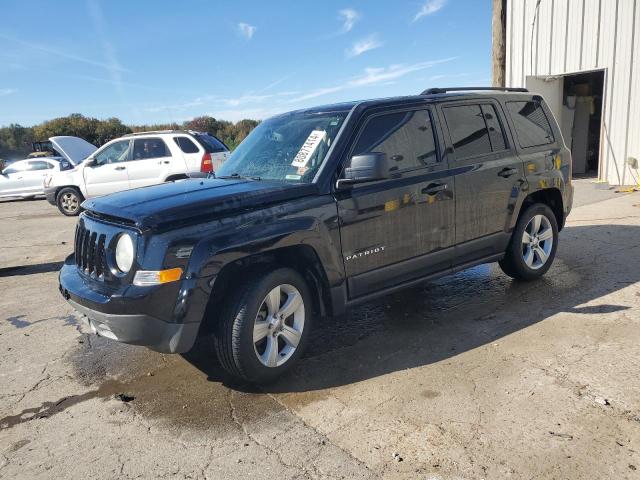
[506,0,640,185]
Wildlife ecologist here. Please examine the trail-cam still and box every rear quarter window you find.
[173,136,200,154]
[506,101,555,148]
[195,134,229,153]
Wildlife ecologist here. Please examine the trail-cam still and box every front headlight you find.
[115,233,135,273]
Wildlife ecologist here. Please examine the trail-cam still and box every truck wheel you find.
[213,268,312,383]
[499,203,558,281]
[56,187,83,216]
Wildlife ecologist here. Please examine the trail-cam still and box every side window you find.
[173,136,200,154]
[94,140,131,165]
[481,105,507,151]
[28,161,54,171]
[2,164,25,175]
[195,134,229,153]
[133,138,170,160]
[443,105,492,159]
[352,109,438,173]
[506,101,555,148]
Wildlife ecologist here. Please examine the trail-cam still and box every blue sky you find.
[0,0,492,126]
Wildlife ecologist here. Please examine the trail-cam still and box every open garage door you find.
[527,71,604,178]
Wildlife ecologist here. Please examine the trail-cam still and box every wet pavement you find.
[1,190,639,479]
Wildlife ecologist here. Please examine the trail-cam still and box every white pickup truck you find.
[45,130,230,215]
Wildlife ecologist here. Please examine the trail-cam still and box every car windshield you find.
[216,110,348,183]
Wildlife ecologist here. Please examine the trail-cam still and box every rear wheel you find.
[499,203,558,280]
[56,187,83,216]
[212,268,312,383]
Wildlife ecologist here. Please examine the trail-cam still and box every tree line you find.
[0,114,260,160]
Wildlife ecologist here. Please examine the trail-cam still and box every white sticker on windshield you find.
[291,130,327,168]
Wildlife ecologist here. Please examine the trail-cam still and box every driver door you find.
[336,107,455,299]
[84,140,132,197]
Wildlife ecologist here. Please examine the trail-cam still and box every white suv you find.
[45,130,230,216]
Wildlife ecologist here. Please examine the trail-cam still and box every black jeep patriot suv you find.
[60,87,573,383]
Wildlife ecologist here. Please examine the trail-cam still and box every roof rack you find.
[421,87,529,95]
[122,129,211,137]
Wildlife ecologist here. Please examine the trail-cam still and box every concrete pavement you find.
[1,189,639,479]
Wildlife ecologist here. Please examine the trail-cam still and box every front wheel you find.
[212,268,312,383]
[499,203,559,280]
[56,187,83,216]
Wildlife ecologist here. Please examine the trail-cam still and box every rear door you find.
[337,106,455,298]
[127,137,173,189]
[173,135,202,173]
[440,101,524,264]
[84,139,131,197]
[22,160,55,194]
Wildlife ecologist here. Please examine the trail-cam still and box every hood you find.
[50,136,97,165]
[82,178,319,230]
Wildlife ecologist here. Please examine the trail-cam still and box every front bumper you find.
[59,256,204,353]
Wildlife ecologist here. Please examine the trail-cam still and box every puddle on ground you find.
[2,338,281,433]
[27,259,588,430]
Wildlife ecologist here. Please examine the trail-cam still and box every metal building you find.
[504,0,639,185]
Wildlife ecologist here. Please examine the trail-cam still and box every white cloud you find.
[413,0,446,22]
[338,9,360,33]
[0,88,16,96]
[237,22,256,40]
[0,32,128,72]
[346,34,383,58]
[290,57,456,103]
[87,0,126,99]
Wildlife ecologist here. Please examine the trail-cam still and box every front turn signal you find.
[133,268,183,286]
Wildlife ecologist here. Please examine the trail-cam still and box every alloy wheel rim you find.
[61,193,79,213]
[522,214,553,270]
[253,283,305,368]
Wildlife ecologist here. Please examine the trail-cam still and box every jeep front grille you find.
[75,223,107,278]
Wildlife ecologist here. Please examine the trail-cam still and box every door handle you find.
[422,182,448,195]
[114,166,126,171]
[498,167,518,178]
[158,160,170,164]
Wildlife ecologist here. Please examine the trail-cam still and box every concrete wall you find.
[506,0,640,185]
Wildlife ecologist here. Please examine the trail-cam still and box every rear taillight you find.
[200,152,213,173]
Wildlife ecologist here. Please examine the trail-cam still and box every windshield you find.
[216,110,348,183]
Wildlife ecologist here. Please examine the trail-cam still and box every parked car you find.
[45,130,230,216]
[59,87,573,383]
[0,136,96,200]
[0,158,64,199]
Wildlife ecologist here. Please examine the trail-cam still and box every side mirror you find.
[0,160,5,172]
[86,157,97,167]
[336,152,389,189]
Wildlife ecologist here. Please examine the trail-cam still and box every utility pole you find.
[492,0,507,86]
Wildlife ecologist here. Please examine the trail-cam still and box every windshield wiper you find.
[217,173,261,181]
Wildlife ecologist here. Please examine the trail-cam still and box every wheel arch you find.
[519,187,564,230]
[200,245,334,333]
[164,174,189,182]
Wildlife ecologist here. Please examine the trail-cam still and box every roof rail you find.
[122,130,189,137]
[421,87,529,95]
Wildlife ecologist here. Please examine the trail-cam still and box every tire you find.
[499,203,559,281]
[212,267,313,384]
[56,187,83,216]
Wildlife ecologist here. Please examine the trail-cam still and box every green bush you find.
[0,114,259,159]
